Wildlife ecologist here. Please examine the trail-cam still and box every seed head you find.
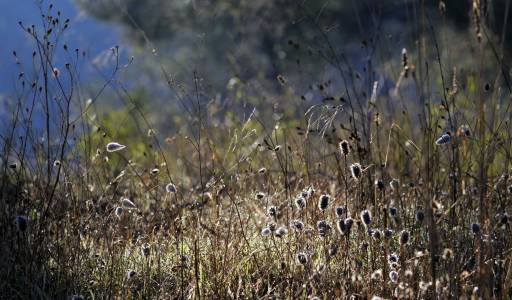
[291,220,304,232]
[261,227,271,237]
[339,140,350,155]
[335,205,346,217]
[317,220,331,236]
[256,192,265,200]
[166,183,177,193]
[127,269,137,279]
[415,210,425,223]
[296,251,308,265]
[115,207,124,218]
[106,142,126,152]
[267,206,277,218]
[399,230,410,245]
[318,194,330,211]
[121,198,137,209]
[344,218,354,232]
[390,178,400,191]
[294,197,306,210]
[336,219,347,235]
[388,206,397,217]
[389,270,399,283]
[360,210,371,226]
[350,163,362,180]
[375,179,385,191]
[275,226,288,238]
[141,243,151,257]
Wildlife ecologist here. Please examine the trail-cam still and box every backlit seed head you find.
[255,192,265,200]
[121,198,137,209]
[442,248,453,260]
[361,210,371,226]
[261,227,271,237]
[106,142,126,152]
[399,230,410,245]
[127,269,137,279]
[385,228,394,239]
[339,140,350,155]
[336,219,347,234]
[389,270,399,283]
[375,179,385,190]
[267,206,277,218]
[415,210,425,223]
[371,269,383,281]
[335,205,346,217]
[291,220,304,232]
[166,183,177,193]
[388,253,398,264]
[296,251,308,265]
[350,163,362,180]
[258,167,267,174]
[141,243,151,257]
[115,207,124,218]
[275,226,288,238]
[344,218,354,232]
[390,178,400,191]
[318,194,330,211]
[317,220,331,236]
[294,197,306,209]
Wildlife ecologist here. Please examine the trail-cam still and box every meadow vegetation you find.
[1,1,512,299]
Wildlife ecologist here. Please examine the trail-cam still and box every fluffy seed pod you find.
[291,220,304,232]
[389,270,399,283]
[318,194,330,211]
[317,220,331,236]
[261,227,271,237]
[388,207,397,217]
[375,179,385,191]
[415,210,425,223]
[361,210,371,226]
[275,226,288,238]
[339,140,350,155]
[335,205,346,217]
[141,243,151,257]
[294,197,306,210]
[384,228,394,239]
[399,230,410,245]
[106,142,126,152]
[390,178,400,191]
[267,206,277,218]
[296,251,308,265]
[255,192,265,200]
[344,218,354,232]
[350,163,362,180]
[166,183,177,193]
[336,219,347,235]
[115,207,124,218]
[127,269,137,280]
[372,229,382,241]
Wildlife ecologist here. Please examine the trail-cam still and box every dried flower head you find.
[375,179,385,191]
[317,220,331,236]
[261,227,271,237]
[360,210,371,226]
[399,230,410,245]
[350,163,362,180]
[389,270,399,283]
[106,142,126,152]
[275,226,288,238]
[415,210,425,223]
[121,198,137,209]
[127,269,137,280]
[388,207,398,217]
[390,178,400,191]
[291,220,304,232]
[318,194,330,211]
[115,207,124,218]
[371,269,383,281]
[335,205,346,217]
[296,251,308,265]
[256,192,265,200]
[267,206,277,218]
[294,197,306,209]
[339,140,350,155]
[141,243,151,257]
[166,183,177,193]
[435,132,451,145]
